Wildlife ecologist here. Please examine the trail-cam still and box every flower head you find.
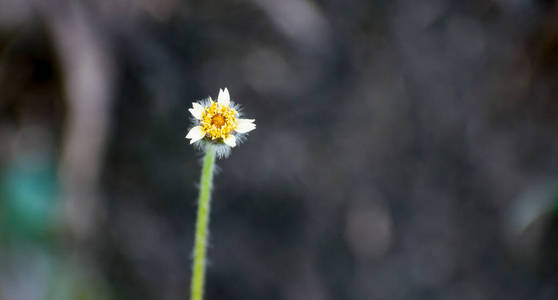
[186,88,256,157]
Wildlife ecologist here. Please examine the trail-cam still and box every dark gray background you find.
[1,1,558,299]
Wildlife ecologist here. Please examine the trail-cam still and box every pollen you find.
[211,114,226,127]
[201,101,237,140]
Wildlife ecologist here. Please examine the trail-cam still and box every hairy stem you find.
[190,146,216,300]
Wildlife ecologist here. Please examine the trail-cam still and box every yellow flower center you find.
[201,101,237,140]
[211,114,226,127]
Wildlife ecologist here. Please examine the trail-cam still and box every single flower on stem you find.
[186,88,255,300]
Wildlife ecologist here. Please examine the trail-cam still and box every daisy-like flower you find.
[186,88,256,157]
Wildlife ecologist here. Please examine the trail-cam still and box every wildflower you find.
[186,88,255,157]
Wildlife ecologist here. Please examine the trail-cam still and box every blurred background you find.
[1,0,558,299]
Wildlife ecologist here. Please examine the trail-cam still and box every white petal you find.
[217,88,230,106]
[223,135,236,147]
[236,118,256,133]
[188,102,204,120]
[185,126,205,144]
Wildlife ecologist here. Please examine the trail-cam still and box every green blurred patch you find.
[0,156,59,243]
[48,257,117,300]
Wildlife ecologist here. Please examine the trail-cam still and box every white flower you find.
[186,88,255,157]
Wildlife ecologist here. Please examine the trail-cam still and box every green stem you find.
[190,146,216,300]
